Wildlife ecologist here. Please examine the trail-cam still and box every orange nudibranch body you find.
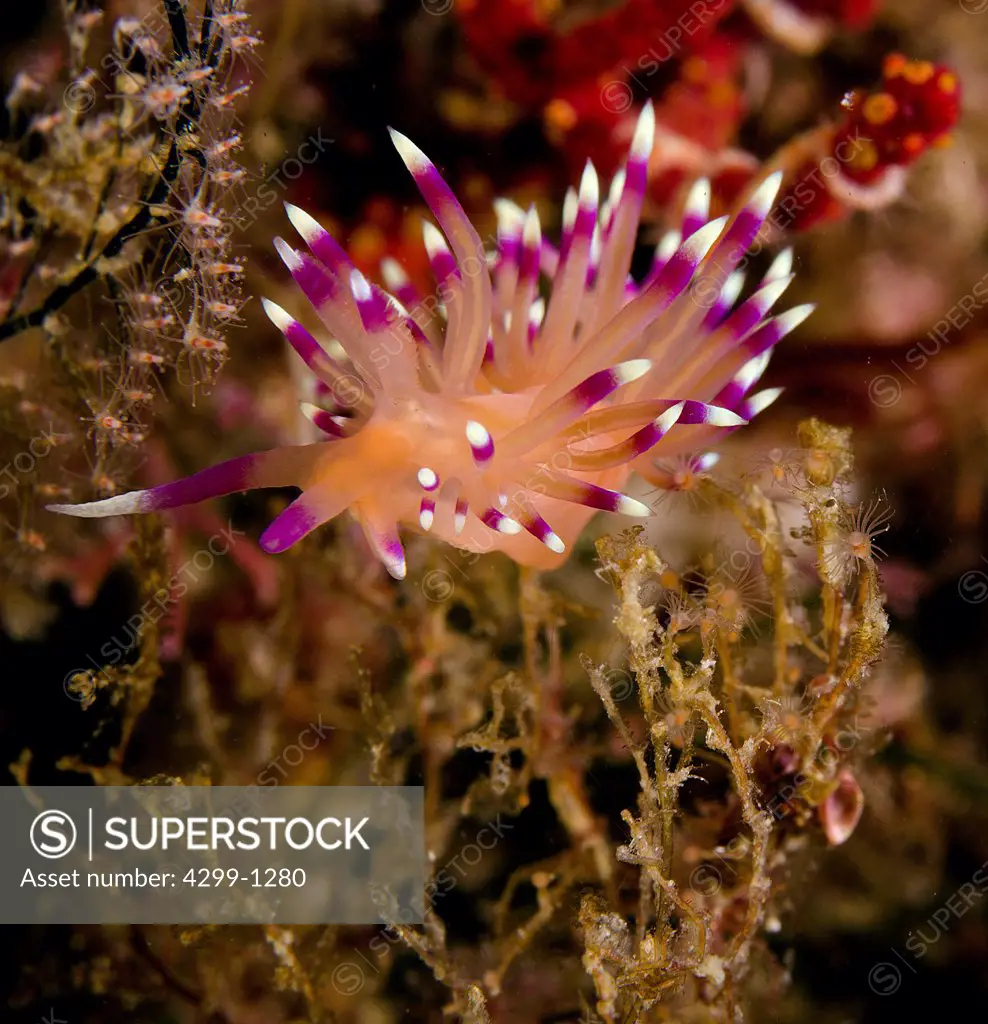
[50,105,807,578]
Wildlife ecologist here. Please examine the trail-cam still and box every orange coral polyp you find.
[862,92,897,126]
[48,105,810,580]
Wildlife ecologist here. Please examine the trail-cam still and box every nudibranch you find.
[49,104,811,579]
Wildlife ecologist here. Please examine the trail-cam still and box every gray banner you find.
[2,786,424,924]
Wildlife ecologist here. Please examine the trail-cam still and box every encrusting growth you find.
[576,419,889,1017]
[0,0,254,568]
[49,104,812,579]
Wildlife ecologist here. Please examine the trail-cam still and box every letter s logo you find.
[30,810,77,859]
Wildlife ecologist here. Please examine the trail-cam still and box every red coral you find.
[456,0,734,109]
[457,6,958,240]
[551,0,731,87]
[544,34,748,185]
[771,54,961,232]
[836,53,960,185]
[543,78,629,178]
[456,0,555,108]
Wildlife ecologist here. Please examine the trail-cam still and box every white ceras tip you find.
[765,247,794,283]
[630,101,656,162]
[704,406,747,427]
[579,160,599,208]
[47,492,144,518]
[745,388,784,416]
[614,358,652,385]
[260,297,293,333]
[683,177,711,221]
[284,202,324,244]
[777,303,816,331]
[522,205,541,248]
[421,220,450,260]
[349,269,372,303]
[607,168,626,211]
[380,256,409,289]
[655,402,685,433]
[751,274,795,314]
[387,127,431,175]
[749,170,784,218]
[493,198,526,236]
[465,420,492,449]
[682,215,728,261]
[561,188,578,232]
[616,494,654,517]
[654,231,681,265]
[272,236,303,272]
[718,270,746,310]
[417,467,439,490]
[737,351,772,387]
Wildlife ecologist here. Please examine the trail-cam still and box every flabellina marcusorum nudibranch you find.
[49,104,811,579]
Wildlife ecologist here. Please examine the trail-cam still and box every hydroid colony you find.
[49,104,811,578]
